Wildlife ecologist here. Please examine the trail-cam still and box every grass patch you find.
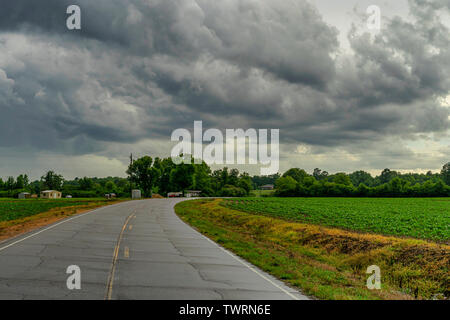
[0,198,119,222]
[0,198,124,241]
[250,190,275,197]
[175,199,449,300]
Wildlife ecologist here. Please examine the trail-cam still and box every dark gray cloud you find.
[0,0,449,177]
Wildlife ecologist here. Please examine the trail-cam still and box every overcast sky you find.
[0,0,449,180]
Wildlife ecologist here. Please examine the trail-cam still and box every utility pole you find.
[129,153,133,195]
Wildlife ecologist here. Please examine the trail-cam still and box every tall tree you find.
[78,177,94,190]
[379,168,398,184]
[349,171,374,187]
[5,176,15,191]
[127,156,160,197]
[331,173,353,186]
[313,168,329,181]
[283,168,308,184]
[15,174,29,189]
[169,163,194,193]
[41,171,64,190]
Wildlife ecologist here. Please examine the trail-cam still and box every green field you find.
[0,198,114,222]
[250,190,275,197]
[222,197,450,241]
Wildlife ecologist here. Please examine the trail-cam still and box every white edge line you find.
[0,201,129,253]
[201,235,300,300]
[173,199,301,300]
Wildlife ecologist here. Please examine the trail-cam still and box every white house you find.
[40,190,62,199]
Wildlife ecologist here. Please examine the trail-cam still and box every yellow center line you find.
[124,246,130,258]
[105,212,134,300]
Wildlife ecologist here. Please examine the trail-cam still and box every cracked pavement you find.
[0,199,309,300]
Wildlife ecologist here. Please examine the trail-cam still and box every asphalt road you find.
[0,199,308,300]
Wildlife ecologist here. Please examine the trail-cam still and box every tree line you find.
[126,156,252,197]
[275,163,450,197]
[0,156,254,198]
[0,171,131,198]
[1,157,449,198]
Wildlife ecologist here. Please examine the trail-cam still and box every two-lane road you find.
[0,199,308,300]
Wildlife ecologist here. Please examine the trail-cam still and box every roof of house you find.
[41,190,61,193]
[261,184,274,187]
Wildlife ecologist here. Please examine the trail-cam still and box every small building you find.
[185,190,202,198]
[31,194,38,199]
[132,189,141,199]
[40,190,62,199]
[261,184,274,190]
[18,192,31,199]
[167,192,183,198]
[65,195,73,198]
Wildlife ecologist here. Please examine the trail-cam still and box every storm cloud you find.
[0,0,449,178]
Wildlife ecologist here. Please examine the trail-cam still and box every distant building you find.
[167,192,183,198]
[65,195,73,198]
[18,192,31,199]
[31,194,38,199]
[132,189,141,199]
[260,184,274,190]
[40,190,62,199]
[185,190,202,198]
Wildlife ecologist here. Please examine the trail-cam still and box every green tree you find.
[332,173,353,186]
[169,163,194,193]
[282,168,308,184]
[388,177,404,196]
[105,181,117,193]
[379,168,398,184]
[356,183,370,196]
[313,168,328,181]
[228,168,240,187]
[441,162,450,185]
[41,171,64,190]
[79,177,94,191]
[238,172,252,195]
[127,156,160,197]
[15,174,29,189]
[275,176,298,196]
[5,176,15,191]
[349,171,374,187]
[192,161,213,195]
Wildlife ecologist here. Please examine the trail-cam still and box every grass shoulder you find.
[175,198,449,300]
